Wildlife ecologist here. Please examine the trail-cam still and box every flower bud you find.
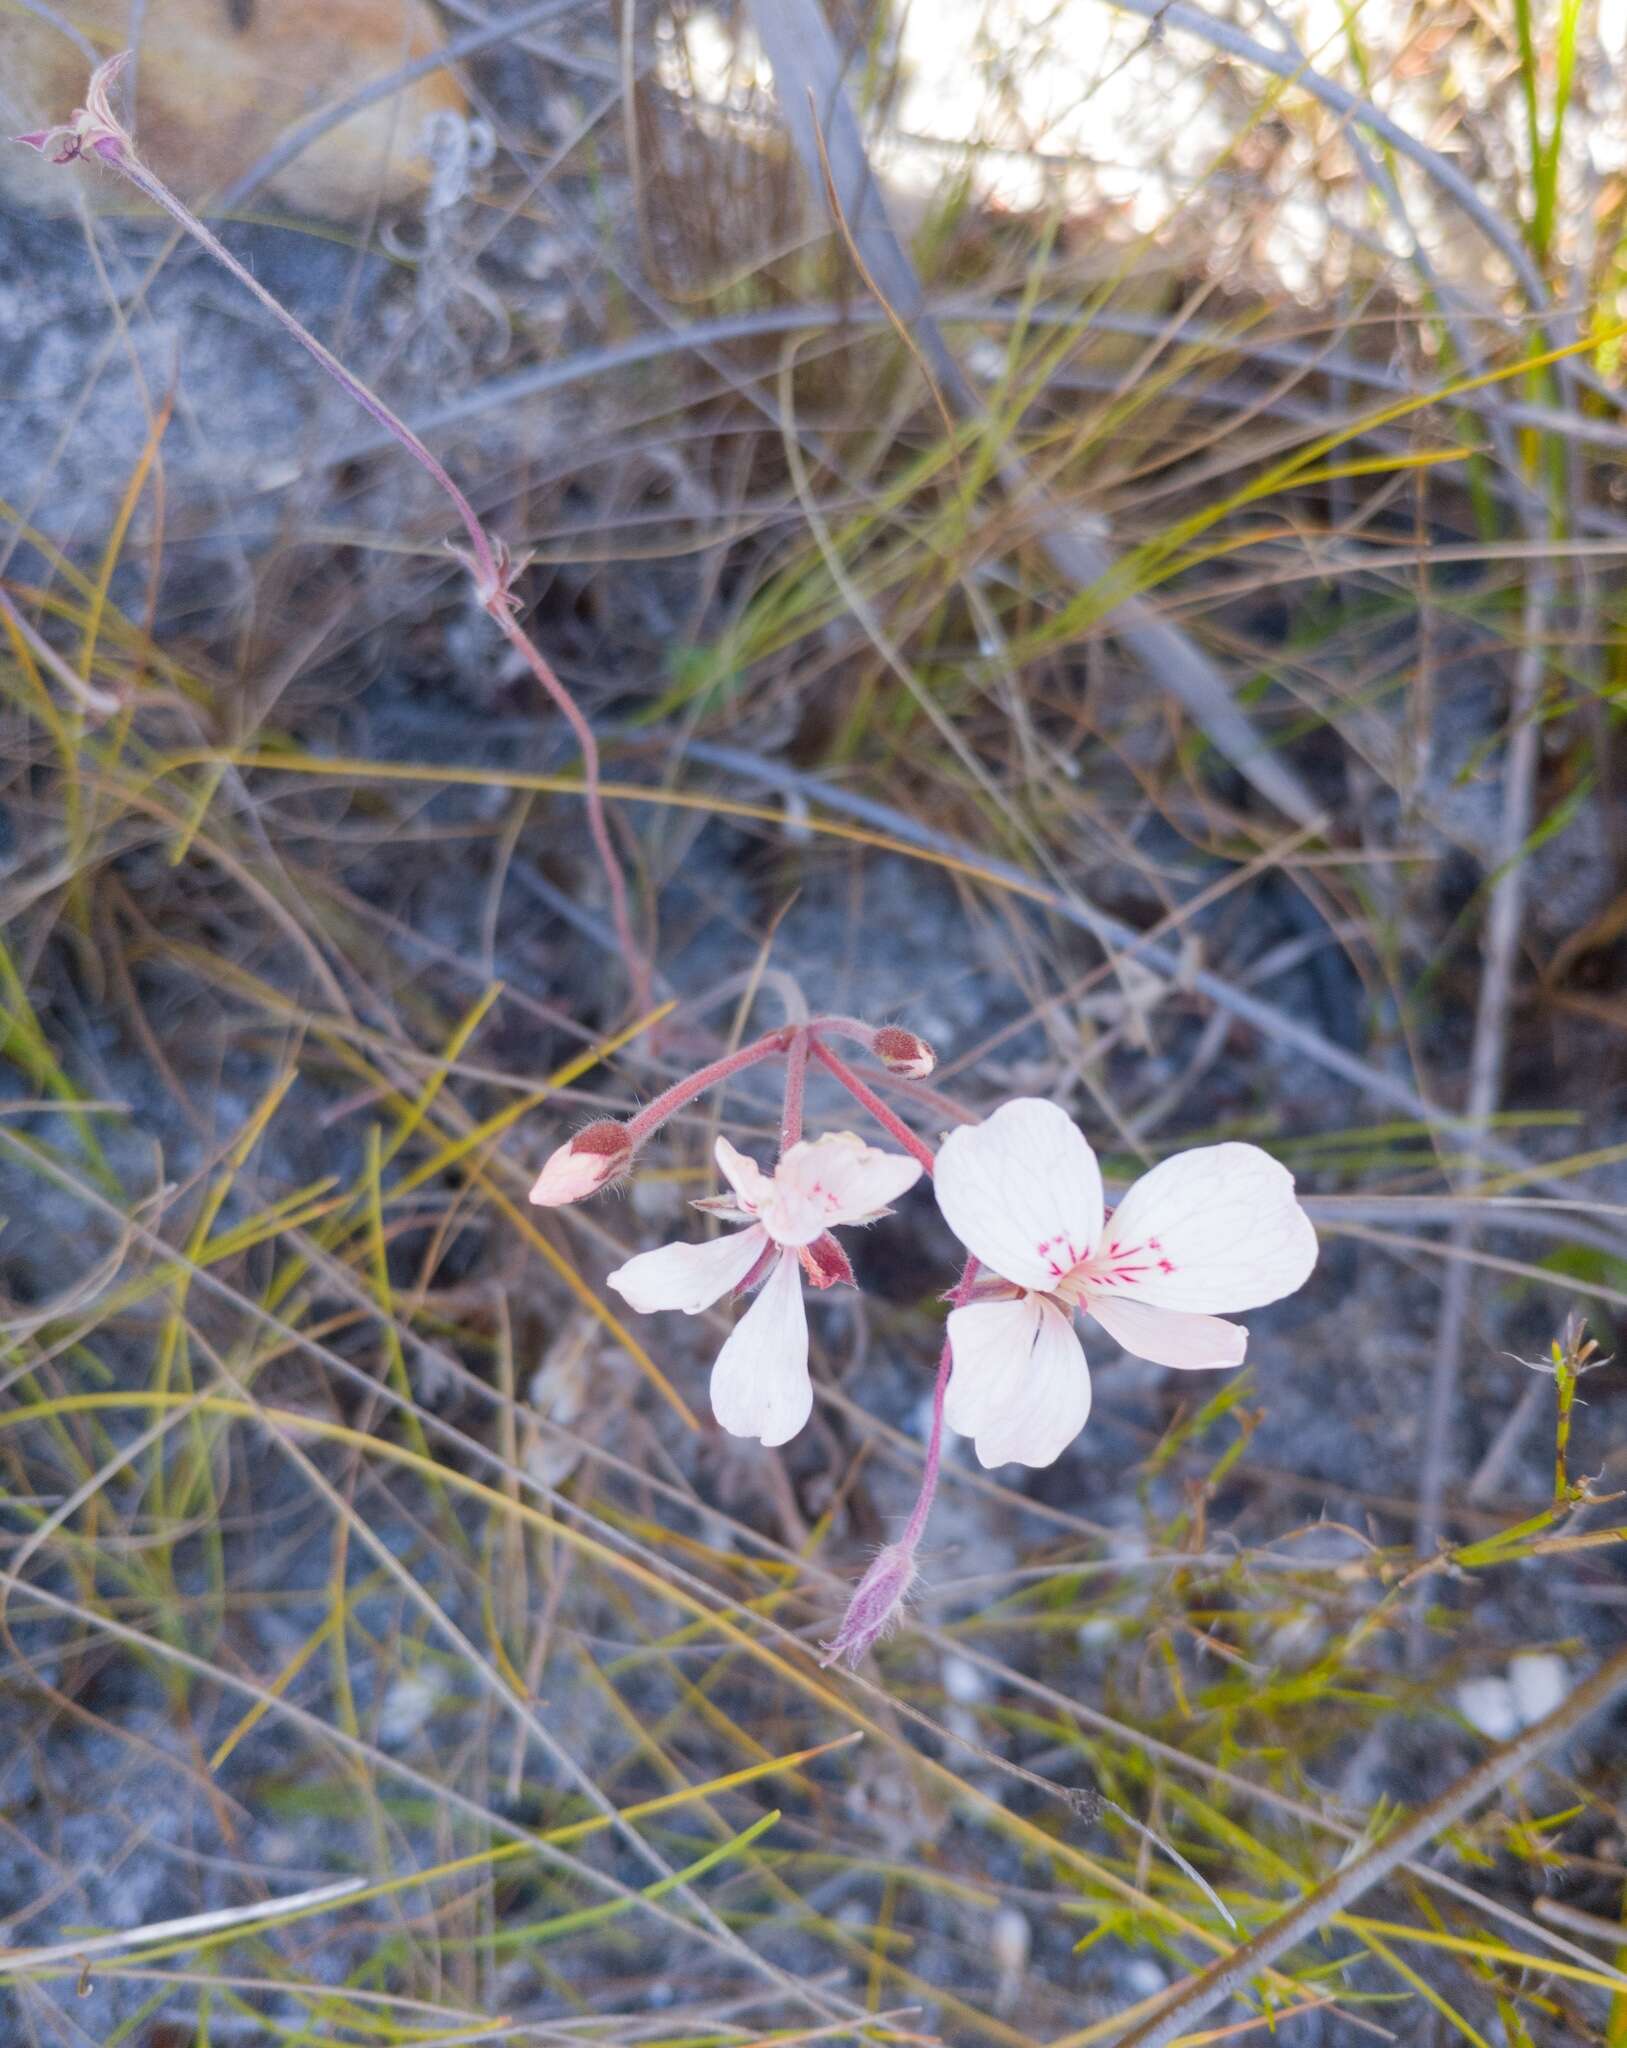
[872,1026,936,1080]
[817,1541,919,1669]
[527,1120,632,1206]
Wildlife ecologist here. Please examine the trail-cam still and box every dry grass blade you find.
[744,0,1324,826]
[0,1878,368,1978]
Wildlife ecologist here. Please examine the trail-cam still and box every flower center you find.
[1052,1232,1176,1307]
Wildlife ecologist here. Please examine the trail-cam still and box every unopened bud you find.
[799,1232,856,1291]
[527,1120,632,1206]
[818,1541,919,1669]
[872,1026,936,1080]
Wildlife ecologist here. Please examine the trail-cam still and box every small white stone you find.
[780,789,814,846]
[1266,1615,1325,1668]
[377,1668,446,1747]
[1509,1652,1567,1727]
[992,1905,1031,2010]
[991,1905,1030,1975]
[1125,1958,1169,1997]
[1456,1676,1519,1741]
[945,1705,983,1752]
[942,1655,989,1705]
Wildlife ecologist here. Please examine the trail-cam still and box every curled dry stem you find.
[18,52,648,1011]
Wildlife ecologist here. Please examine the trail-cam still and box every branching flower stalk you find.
[806,1035,936,1174]
[531,1002,1319,1664]
[19,52,649,1013]
[23,62,1322,1670]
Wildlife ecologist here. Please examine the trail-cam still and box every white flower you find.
[606,1132,923,1447]
[933,1098,1317,1469]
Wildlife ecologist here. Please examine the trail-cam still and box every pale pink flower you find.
[934,1098,1317,1469]
[607,1132,923,1446]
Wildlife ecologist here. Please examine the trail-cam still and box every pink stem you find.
[491,608,647,1011]
[91,126,649,1012]
[900,1256,980,1552]
[101,143,498,589]
[806,1037,935,1174]
[902,1337,953,1552]
[622,1031,788,1147]
[805,1014,876,1054]
[780,1029,809,1152]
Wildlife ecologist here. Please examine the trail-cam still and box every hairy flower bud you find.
[527,1120,632,1206]
[818,1541,920,1669]
[872,1026,936,1080]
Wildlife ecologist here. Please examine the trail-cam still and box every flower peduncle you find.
[806,1037,936,1175]
[818,1255,978,1668]
[17,52,649,1012]
[780,1028,810,1153]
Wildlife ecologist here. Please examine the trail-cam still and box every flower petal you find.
[1088,1292,1246,1369]
[1087,1143,1317,1314]
[764,1131,923,1244]
[710,1249,812,1446]
[934,1098,1104,1290]
[714,1137,773,1216]
[944,1296,1092,1469]
[607,1225,766,1315]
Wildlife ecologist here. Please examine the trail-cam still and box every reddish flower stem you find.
[622,1031,788,1148]
[805,1014,876,1054]
[901,1336,954,1553]
[67,80,647,1011]
[819,1253,979,1667]
[489,607,647,1012]
[806,1036,935,1175]
[102,141,497,584]
[780,1028,810,1152]
[900,1256,980,1550]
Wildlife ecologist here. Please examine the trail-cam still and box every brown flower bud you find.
[872,1025,936,1080]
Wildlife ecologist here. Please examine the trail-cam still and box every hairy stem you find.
[806,1037,934,1174]
[898,1257,979,1552]
[489,607,647,1010]
[900,1342,952,1552]
[622,1032,788,1147]
[780,1029,809,1152]
[74,83,647,1009]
